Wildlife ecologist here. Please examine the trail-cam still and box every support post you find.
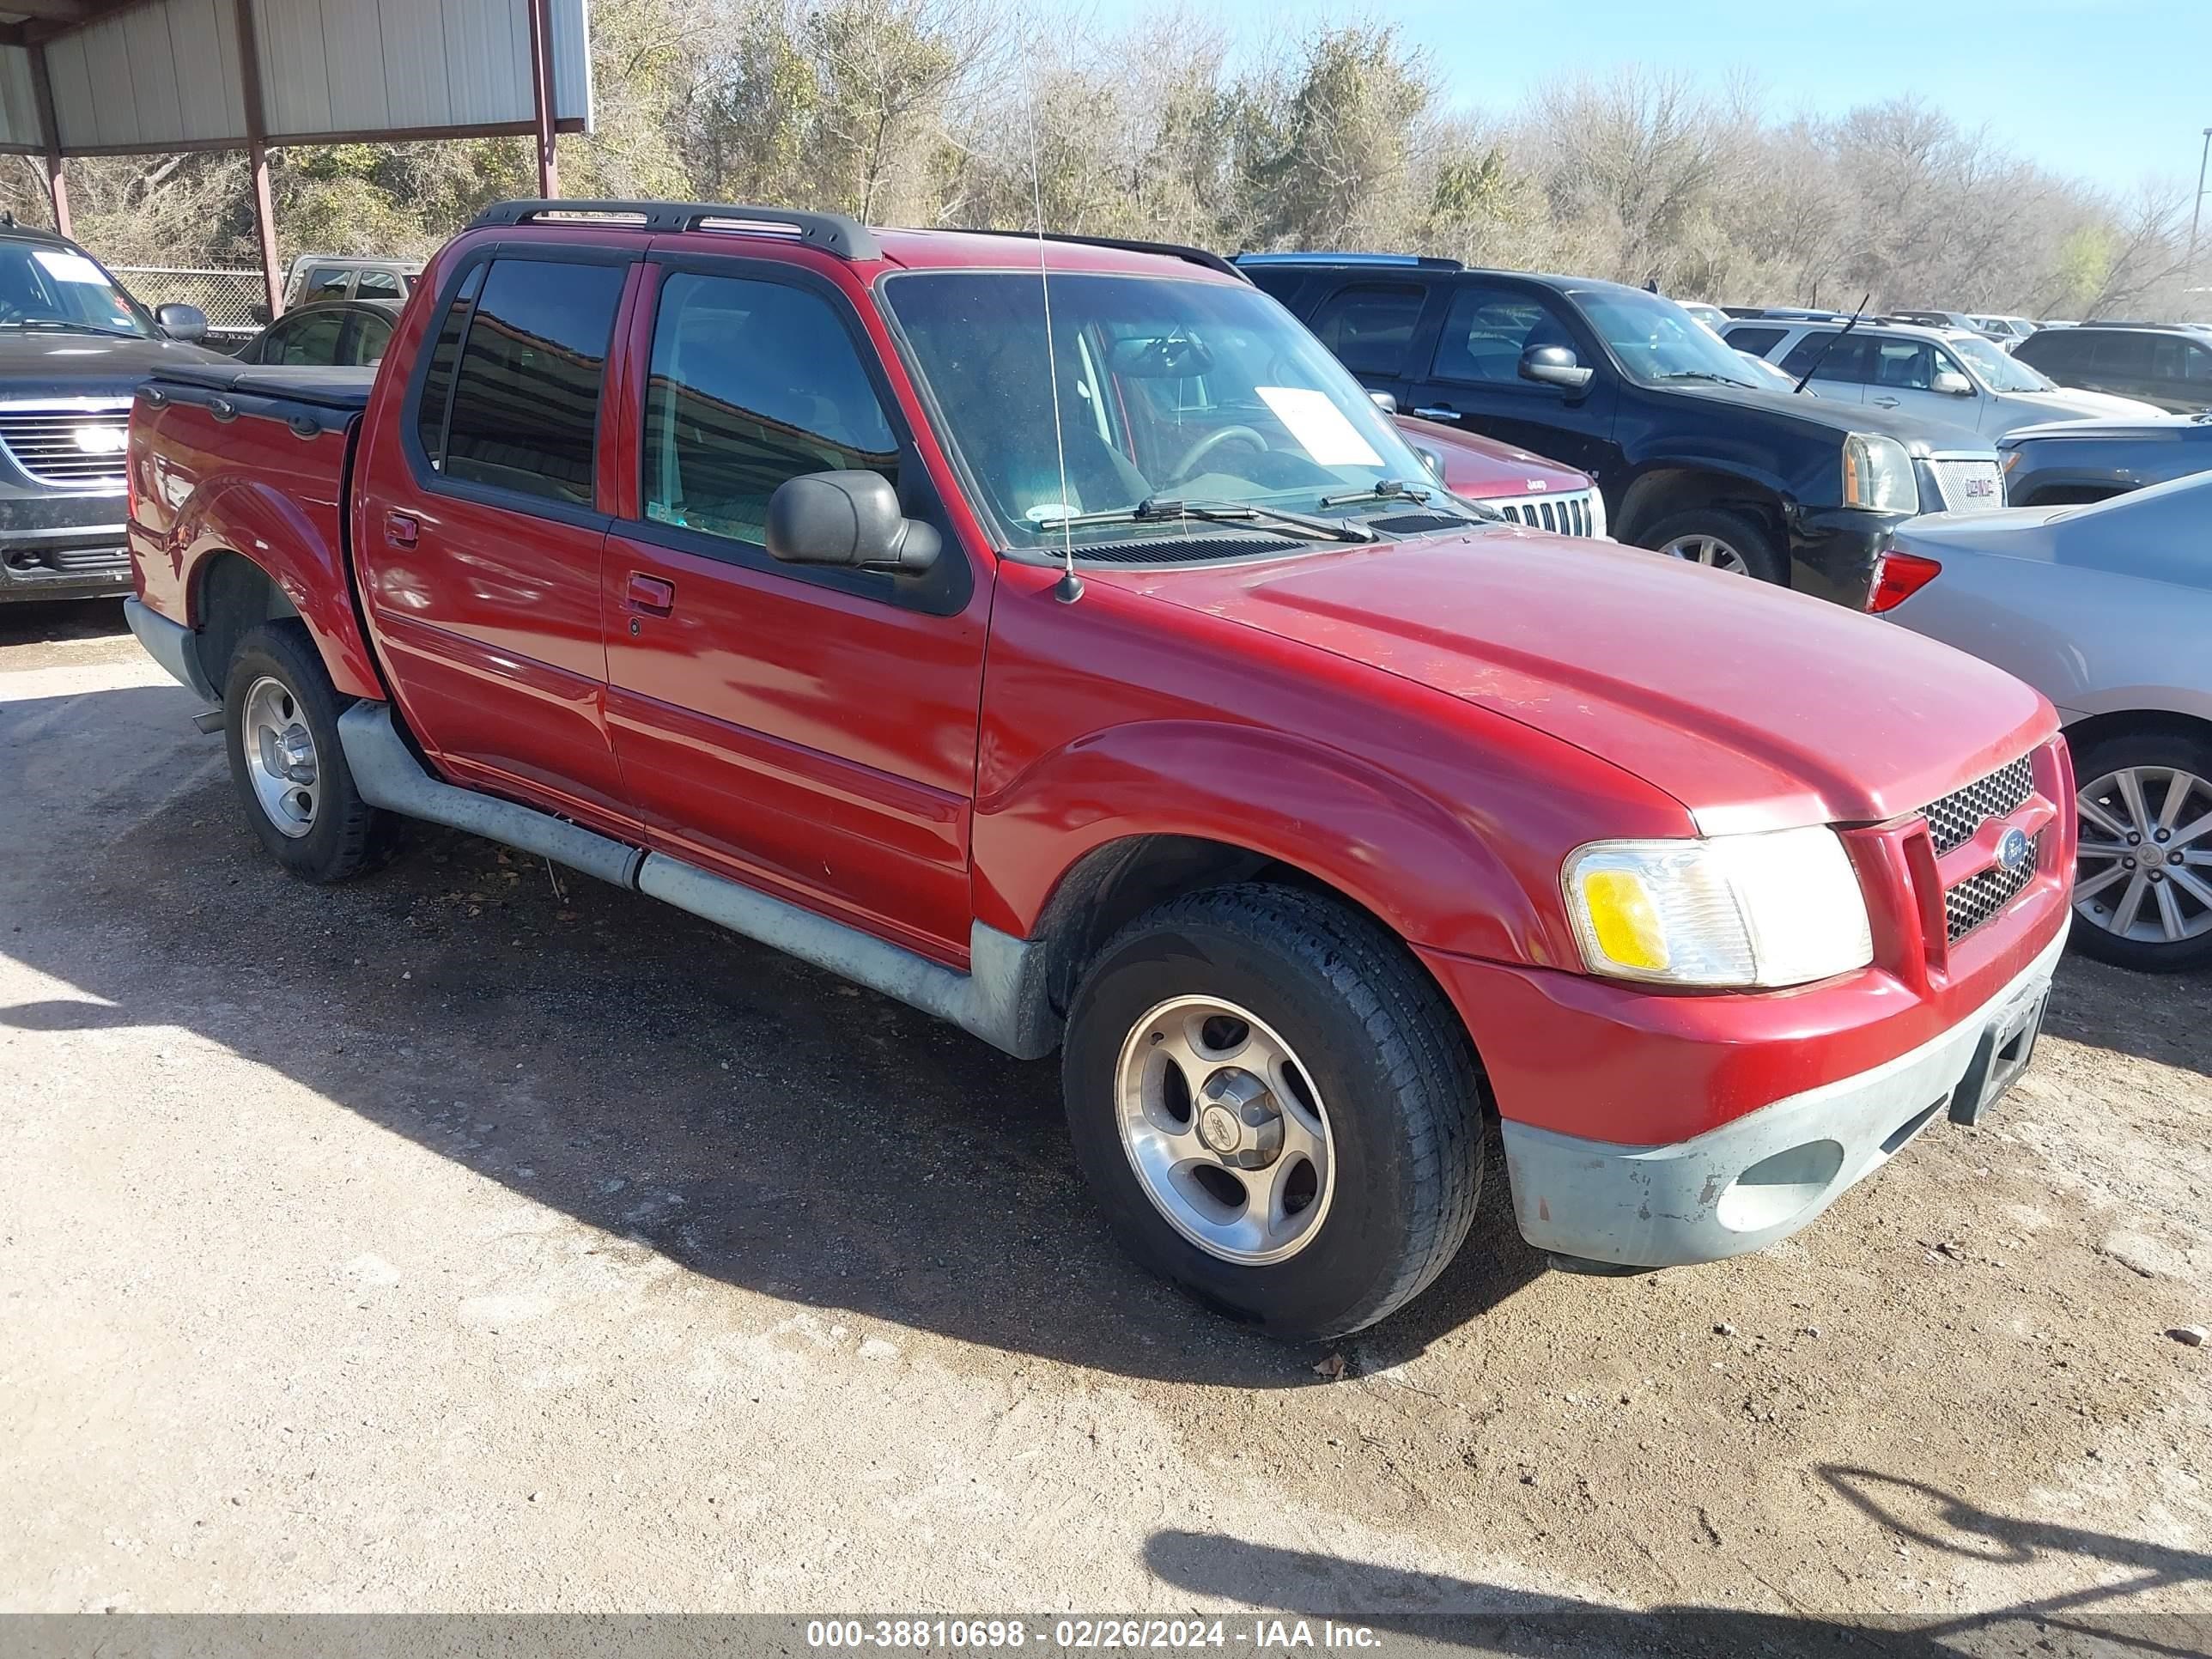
[27,44,68,238]
[527,0,559,198]
[233,0,283,319]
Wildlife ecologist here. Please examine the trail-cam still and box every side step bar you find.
[336,702,1054,1060]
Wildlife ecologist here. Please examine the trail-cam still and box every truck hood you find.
[1660,380,1996,456]
[1116,528,2050,835]
[2008,387,2170,422]
[0,330,230,396]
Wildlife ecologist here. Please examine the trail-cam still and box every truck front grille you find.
[1922,756,2034,855]
[1490,489,1598,536]
[1928,457,2006,514]
[1945,832,2043,941]
[0,404,132,489]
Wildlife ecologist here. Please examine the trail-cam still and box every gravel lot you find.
[3,600,2207,1644]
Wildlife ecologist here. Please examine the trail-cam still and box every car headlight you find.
[1842,433,1918,514]
[1562,826,1873,988]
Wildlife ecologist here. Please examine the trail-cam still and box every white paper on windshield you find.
[1255,386,1383,468]
[33,249,107,285]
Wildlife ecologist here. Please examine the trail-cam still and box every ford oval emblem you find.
[1997,826,2033,872]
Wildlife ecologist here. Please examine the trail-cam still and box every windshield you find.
[1569,287,1759,388]
[1948,330,2054,393]
[880,270,1451,548]
[0,241,152,338]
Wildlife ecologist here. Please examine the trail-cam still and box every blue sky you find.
[1085,0,2212,199]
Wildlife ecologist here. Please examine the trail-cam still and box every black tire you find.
[1636,505,1788,585]
[2068,727,2212,974]
[1061,884,1485,1340]
[222,619,384,884]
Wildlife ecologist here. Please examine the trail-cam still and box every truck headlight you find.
[1562,827,1873,988]
[1841,434,1917,514]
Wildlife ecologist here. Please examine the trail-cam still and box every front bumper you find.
[0,494,130,602]
[1784,505,1899,608]
[1498,925,2066,1268]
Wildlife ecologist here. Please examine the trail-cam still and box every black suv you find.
[0,221,222,604]
[2012,325,2212,415]
[1238,254,2007,605]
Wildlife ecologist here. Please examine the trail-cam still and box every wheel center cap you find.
[1198,1105,1241,1154]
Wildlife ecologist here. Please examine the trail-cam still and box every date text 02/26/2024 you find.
[805,1619,1384,1651]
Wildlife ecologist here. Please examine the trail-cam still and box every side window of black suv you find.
[1305,283,1425,379]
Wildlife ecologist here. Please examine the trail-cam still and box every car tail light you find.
[1869,550,1941,613]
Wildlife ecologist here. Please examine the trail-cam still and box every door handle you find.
[384,509,419,548]
[625,572,676,616]
[1412,406,1462,422]
[1870,396,1900,409]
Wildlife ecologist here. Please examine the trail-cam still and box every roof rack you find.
[470,199,878,261]
[943,227,1247,282]
[1232,252,1465,270]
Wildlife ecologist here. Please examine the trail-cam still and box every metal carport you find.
[0,1,592,317]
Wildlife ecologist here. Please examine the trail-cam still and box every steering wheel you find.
[1164,424,1267,486]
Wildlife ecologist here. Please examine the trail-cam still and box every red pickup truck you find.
[123,201,2073,1339]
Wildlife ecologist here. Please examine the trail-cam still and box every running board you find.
[334,702,1054,1059]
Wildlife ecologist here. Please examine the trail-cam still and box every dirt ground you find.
[2,600,2207,1643]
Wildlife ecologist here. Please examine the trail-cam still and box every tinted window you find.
[2018,330,2081,370]
[348,310,394,366]
[643,272,897,547]
[2149,336,2212,385]
[274,310,345,365]
[1723,325,1787,356]
[442,258,627,505]
[1431,288,1573,384]
[355,269,404,300]
[1306,283,1425,377]
[1780,332,1874,383]
[302,266,349,301]
[413,263,486,468]
[2089,332,2154,377]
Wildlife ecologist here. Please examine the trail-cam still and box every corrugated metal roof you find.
[5,0,589,154]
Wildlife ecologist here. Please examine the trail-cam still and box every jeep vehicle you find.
[0,219,222,603]
[1239,254,2008,600]
[124,201,2071,1338]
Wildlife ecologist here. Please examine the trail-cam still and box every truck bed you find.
[146,362,376,414]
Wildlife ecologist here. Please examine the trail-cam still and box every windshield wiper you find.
[1035,496,1377,544]
[1316,477,1432,509]
[1656,370,1756,389]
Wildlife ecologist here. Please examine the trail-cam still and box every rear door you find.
[599,257,988,959]
[1401,277,1617,477]
[352,245,641,836]
[1776,331,1871,404]
[2149,334,2212,411]
[1299,280,1431,408]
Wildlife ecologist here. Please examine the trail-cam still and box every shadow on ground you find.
[1,682,1546,1388]
[1145,1466,2212,1654]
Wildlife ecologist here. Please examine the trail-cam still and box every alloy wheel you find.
[1656,533,1753,574]
[2075,764,2212,946]
[240,675,319,838]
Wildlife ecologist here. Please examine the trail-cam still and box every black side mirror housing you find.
[155,302,210,343]
[1521,343,1594,390]
[765,471,940,574]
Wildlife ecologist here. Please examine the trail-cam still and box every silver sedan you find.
[1880,472,2212,972]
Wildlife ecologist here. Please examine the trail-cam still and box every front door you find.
[601,260,988,961]
[1401,279,1620,484]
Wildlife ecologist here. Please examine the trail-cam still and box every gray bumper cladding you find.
[1500,927,2067,1269]
[124,598,220,704]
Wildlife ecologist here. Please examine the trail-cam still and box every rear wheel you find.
[222,620,384,883]
[1638,506,1787,584]
[1061,884,1484,1340]
[2069,729,2212,973]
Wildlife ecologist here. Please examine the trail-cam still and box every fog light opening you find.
[1715,1139,1846,1234]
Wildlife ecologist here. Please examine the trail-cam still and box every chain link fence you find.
[111,267,268,344]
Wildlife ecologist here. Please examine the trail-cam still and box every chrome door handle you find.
[1412,406,1462,422]
[1870,396,1899,409]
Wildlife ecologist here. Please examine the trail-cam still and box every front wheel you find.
[1061,884,1485,1340]
[2069,729,2212,973]
[1638,506,1788,584]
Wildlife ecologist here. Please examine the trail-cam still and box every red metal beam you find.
[27,42,70,238]
[526,0,559,198]
[231,0,282,319]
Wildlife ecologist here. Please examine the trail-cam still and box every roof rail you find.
[470,199,878,261]
[1232,252,1464,270]
[943,227,1247,282]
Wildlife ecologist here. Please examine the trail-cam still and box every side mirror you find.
[765,471,939,573]
[1932,368,1973,397]
[1520,343,1594,390]
[1368,390,1399,414]
[155,302,209,343]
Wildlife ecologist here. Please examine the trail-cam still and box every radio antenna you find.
[1022,41,1082,604]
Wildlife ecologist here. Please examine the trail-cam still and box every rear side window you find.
[302,266,349,301]
[439,258,628,506]
[1723,325,1786,356]
[355,269,403,301]
[2089,332,2154,377]
[1779,333,1873,383]
[412,263,487,468]
[1306,283,1425,377]
[349,310,394,366]
[643,272,897,548]
[274,310,344,366]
